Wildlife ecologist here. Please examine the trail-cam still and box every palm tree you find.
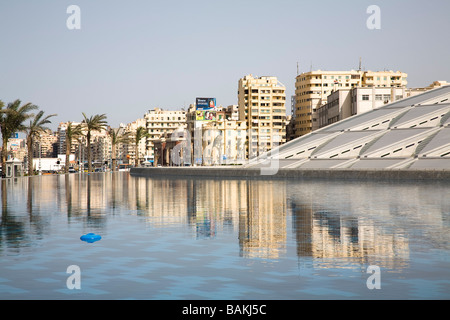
[108,127,130,171]
[24,110,57,175]
[64,122,83,173]
[134,126,150,167]
[0,99,38,172]
[81,113,107,173]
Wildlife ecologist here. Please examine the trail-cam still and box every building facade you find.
[294,70,408,136]
[237,74,287,158]
[318,86,408,129]
[33,129,58,158]
[144,108,187,161]
[118,118,147,165]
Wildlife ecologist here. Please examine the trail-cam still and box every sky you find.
[1,0,449,131]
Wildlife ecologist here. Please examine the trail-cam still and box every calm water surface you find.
[0,172,449,299]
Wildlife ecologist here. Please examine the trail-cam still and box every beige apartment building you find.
[57,121,82,155]
[317,80,449,129]
[238,74,287,158]
[185,104,247,165]
[294,70,408,136]
[33,129,58,158]
[119,118,147,165]
[144,108,187,161]
[201,119,247,165]
[318,86,408,128]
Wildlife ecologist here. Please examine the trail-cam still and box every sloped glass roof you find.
[360,128,432,156]
[245,85,450,170]
[311,130,381,157]
[416,127,450,157]
[349,159,407,169]
[297,159,351,169]
[390,104,450,128]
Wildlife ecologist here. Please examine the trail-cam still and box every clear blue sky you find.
[1,0,449,130]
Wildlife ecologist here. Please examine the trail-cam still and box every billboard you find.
[195,110,216,121]
[196,97,216,110]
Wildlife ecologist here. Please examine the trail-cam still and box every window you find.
[362,95,370,101]
[375,94,383,101]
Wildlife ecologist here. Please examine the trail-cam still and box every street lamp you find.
[38,136,42,175]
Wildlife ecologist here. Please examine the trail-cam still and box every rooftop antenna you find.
[359,57,362,71]
[297,62,299,75]
[310,61,312,72]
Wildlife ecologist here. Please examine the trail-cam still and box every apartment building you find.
[318,86,407,128]
[118,118,147,165]
[237,74,287,158]
[201,119,247,165]
[57,122,82,155]
[185,103,247,165]
[3,138,27,162]
[294,70,408,136]
[33,129,58,158]
[89,127,111,165]
[144,108,187,161]
[317,80,448,129]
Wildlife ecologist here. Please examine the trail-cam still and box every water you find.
[0,172,449,300]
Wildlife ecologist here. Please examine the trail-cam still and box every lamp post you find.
[38,136,42,175]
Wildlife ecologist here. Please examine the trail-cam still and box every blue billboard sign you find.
[196,97,216,110]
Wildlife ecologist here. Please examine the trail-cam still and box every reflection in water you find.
[0,173,449,272]
[292,203,410,270]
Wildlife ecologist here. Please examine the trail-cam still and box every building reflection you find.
[2,173,450,271]
[239,181,286,259]
[291,202,410,270]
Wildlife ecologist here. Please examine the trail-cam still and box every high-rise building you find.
[294,69,407,136]
[238,74,287,158]
[33,129,58,158]
[57,122,82,155]
[144,108,187,161]
[119,118,147,165]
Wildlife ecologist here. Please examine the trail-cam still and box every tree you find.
[64,122,83,173]
[81,113,107,173]
[108,127,130,171]
[24,110,56,175]
[134,126,150,167]
[0,99,38,173]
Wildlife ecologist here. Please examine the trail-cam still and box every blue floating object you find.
[80,233,102,243]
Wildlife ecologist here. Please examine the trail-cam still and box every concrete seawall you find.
[130,166,450,182]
